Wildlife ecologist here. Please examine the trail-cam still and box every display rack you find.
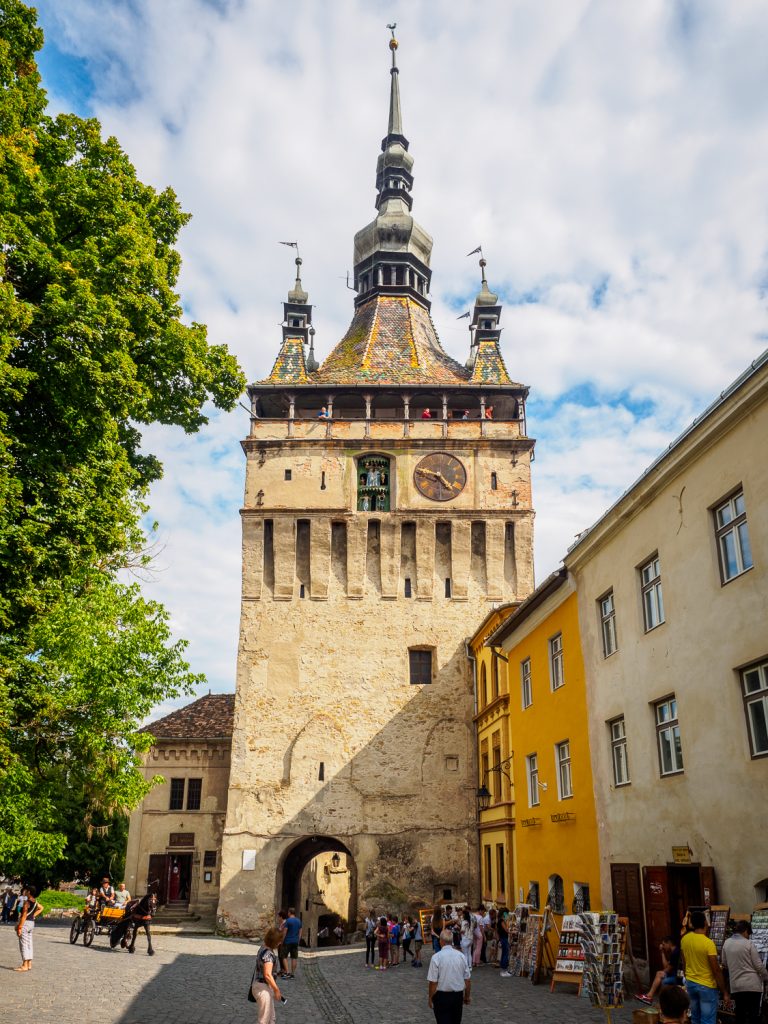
[578,911,624,1010]
[551,913,585,994]
[708,905,731,956]
[511,906,543,978]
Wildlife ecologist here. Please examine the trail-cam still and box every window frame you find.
[408,647,433,685]
[169,778,185,811]
[741,659,768,759]
[654,695,684,776]
[640,555,665,632]
[599,590,618,657]
[549,632,564,690]
[555,740,573,799]
[714,489,753,584]
[526,753,540,807]
[186,777,202,811]
[521,657,532,709]
[609,716,631,786]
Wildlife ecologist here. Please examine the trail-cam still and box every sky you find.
[33,0,768,712]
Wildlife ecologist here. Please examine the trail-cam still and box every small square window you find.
[203,850,217,867]
[409,649,432,685]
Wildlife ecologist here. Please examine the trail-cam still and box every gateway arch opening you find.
[280,836,357,947]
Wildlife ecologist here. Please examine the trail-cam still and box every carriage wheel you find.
[69,918,82,944]
[83,919,95,946]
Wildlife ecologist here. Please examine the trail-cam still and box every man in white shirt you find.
[427,928,471,1023]
[114,883,131,908]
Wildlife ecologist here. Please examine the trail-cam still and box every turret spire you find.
[387,23,402,137]
[262,247,314,383]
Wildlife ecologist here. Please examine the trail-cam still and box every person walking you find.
[498,909,511,977]
[401,916,414,961]
[412,916,424,967]
[280,908,302,979]
[427,928,471,1024]
[459,910,473,969]
[721,921,768,1024]
[15,886,42,972]
[681,910,729,1024]
[250,927,284,1024]
[364,909,377,968]
[376,916,390,971]
[430,905,443,954]
[471,906,484,967]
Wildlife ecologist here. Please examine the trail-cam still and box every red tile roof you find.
[263,337,309,384]
[142,694,235,739]
[312,295,471,385]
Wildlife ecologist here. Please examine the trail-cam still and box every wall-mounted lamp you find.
[331,852,341,870]
[476,785,492,812]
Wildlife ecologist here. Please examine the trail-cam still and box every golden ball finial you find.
[389,37,398,50]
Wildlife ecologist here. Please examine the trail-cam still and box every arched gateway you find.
[217,33,535,937]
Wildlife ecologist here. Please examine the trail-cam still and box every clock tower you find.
[218,33,535,935]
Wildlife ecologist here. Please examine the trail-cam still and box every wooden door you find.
[147,854,168,905]
[611,863,647,959]
[643,866,672,975]
[699,867,718,908]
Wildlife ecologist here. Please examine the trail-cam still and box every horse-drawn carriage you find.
[69,894,156,954]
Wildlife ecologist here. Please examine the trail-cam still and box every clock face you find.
[413,453,467,502]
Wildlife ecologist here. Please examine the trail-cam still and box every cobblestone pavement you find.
[0,922,637,1024]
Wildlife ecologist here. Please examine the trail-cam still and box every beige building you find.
[124,694,234,914]
[217,36,536,936]
[565,349,768,966]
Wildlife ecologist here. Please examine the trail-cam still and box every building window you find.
[480,663,488,707]
[555,741,573,799]
[496,844,506,895]
[491,655,499,699]
[527,882,540,909]
[284,469,292,481]
[404,577,412,598]
[357,454,390,511]
[742,660,768,757]
[599,591,618,657]
[169,778,185,811]
[526,753,539,807]
[641,556,665,631]
[203,850,217,868]
[444,578,452,598]
[186,778,202,810]
[409,648,432,685]
[484,845,493,893]
[609,717,630,786]
[491,472,498,490]
[480,748,489,792]
[655,697,683,775]
[549,633,564,690]
[521,657,532,709]
[491,732,502,802]
[572,882,591,913]
[715,490,753,583]
[548,874,565,914]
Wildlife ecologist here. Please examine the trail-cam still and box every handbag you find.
[247,962,260,1002]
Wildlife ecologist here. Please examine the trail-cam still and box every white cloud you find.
[35,0,768,700]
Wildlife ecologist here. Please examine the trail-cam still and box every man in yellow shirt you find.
[680,911,729,1024]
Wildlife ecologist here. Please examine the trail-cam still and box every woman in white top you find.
[460,909,474,969]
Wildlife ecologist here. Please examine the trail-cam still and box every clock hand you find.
[416,468,439,479]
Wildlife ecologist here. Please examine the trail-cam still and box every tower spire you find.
[263,247,314,383]
[352,29,434,309]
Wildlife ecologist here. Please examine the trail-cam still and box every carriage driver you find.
[99,877,116,908]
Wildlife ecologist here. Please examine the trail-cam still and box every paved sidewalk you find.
[0,922,636,1024]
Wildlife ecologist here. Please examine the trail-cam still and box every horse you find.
[109,892,157,955]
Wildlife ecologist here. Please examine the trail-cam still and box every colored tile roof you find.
[263,336,309,384]
[141,694,235,740]
[470,338,513,385]
[312,295,471,386]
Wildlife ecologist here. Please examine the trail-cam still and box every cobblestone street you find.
[0,922,638,1024]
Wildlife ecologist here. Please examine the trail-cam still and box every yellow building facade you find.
[470,604,517,908]
[487,569,601,918]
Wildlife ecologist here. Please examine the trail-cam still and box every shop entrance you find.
[278,836,356,948]
[167,853,192,903]
[643,864,718,973]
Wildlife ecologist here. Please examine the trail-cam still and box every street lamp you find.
[331,852,341,870]
[476,784,492,812]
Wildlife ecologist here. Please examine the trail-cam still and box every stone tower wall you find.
[219,430,534,935]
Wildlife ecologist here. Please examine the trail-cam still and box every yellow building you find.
[487,568,601,918]
[469,604,518,908]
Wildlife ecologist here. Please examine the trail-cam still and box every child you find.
[376,916,389,971]
[658,984,690,1023]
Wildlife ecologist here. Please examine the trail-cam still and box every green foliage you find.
[0,1,246,878]
[38,889,85,910]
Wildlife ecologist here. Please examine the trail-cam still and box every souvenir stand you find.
[578,912,625,1022]
[510,905,543,978]
[551,914,585,994]
[750,904,768,967]
[708,906,731,956]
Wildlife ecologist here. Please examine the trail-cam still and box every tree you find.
[0,0,245,875]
